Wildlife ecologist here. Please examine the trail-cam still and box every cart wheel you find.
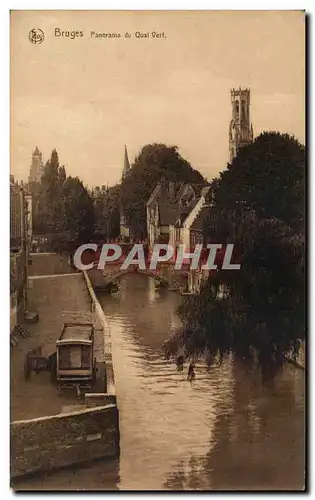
[92,358,97,383]
[24,358,31,380]
[49,353,57,384]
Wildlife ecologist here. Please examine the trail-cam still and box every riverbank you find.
[11,272,92,421]
[12,272,304,490]
[11,253,119,482]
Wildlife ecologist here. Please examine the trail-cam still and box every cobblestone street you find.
[11,255,93,421]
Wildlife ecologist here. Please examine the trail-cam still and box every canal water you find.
[16,274,305,491]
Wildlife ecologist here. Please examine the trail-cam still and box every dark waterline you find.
[14,274,305,491]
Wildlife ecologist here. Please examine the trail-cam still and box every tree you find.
[51,176,95,255]
[58,165,67,185]
[121,144,205,239]
[214,132,305,232]
[93,185,121,240]
[106,185,121,238]
[32,149,96,255]
[165,132,305,381]
[36,149,63,233]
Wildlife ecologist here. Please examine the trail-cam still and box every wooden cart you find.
[56,322,96,396]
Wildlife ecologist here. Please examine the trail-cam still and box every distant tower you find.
[28,147,44,184]
[229,88,254,162]
[121,144,131,181]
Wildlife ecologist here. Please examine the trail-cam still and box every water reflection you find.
[164,362,305,491]
[12,459,120,491]
[14,274,305,491]
[147,276,157,304]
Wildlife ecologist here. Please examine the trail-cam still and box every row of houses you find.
[118,146,214,253]
[120,87,254,250]
[118,87,255,292]
[118,177,215,294]
[147,179,216,294]
[146,179,213,252]
[119,178,214,252]
[10,176,33,333]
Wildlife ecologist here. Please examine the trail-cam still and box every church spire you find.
[122,144,131,181]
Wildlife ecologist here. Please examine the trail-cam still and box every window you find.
[82,346,91,368]
[235,100,239,116]
[241,100,246,118]
[59,346,71,369]
[70,347,82,368]
[59,345,91,369]
[191,232,195,247]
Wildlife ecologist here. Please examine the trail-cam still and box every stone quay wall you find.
[11,404,119,479]
[83,270,116,397]
[11,258,119,480]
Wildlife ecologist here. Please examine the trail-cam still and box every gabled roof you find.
[175,183,190,202]
[190,205,212,232]
[201,185,211,198]
[159,204,179,225]
[175,182,205,203]
[147,183,162,207]
[59,322,93,342]
[148,181,210,227]
[180,198,198,224]
[192,183,205,198]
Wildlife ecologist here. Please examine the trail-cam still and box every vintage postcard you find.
[10,10,305,491]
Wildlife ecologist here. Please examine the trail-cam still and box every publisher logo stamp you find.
[29,29,44,44]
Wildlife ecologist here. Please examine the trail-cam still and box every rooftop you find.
[159,204,179,226]
[60,322,93,342]
[190,205,212,232]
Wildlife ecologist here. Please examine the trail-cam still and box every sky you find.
[10,10,305,187]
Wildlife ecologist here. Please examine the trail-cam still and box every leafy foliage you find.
[165,132,305,380]
[93,184,121,240]
[214,132,305,232]
[35,149,63,233]
[121,144,205,239]
[32,149,95,255]
[51,176,95,254]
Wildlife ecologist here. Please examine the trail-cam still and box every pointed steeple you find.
[122,144,131,181]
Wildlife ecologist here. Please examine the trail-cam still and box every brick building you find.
[10,176,30,332]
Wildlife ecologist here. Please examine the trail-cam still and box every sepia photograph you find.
[9,10,305,491]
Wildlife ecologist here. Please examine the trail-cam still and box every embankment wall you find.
[83,270,116,395]
[11,404,119,478]
[11,268,119,479]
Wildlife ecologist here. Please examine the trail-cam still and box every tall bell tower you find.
[28,146,44,184]
[229,88,253,162]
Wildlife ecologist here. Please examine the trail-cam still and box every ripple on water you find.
[14,275,305,491]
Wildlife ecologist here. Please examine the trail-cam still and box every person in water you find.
[187,362,196,383]
[176,355,184,371]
